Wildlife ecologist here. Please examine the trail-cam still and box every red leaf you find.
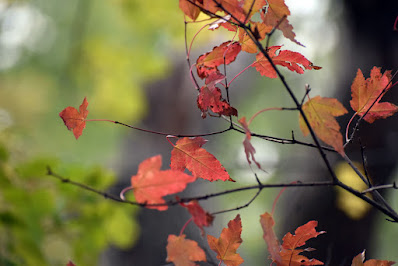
[299,96,348,155]
[170,137,234,182]
[207,214,244,266]
[260,212,282,264]
[238,117,261,169]
[350,67,398,123]
[252,46,321,78]
[280,220,325,265]
[196,41,241,79]
[180,200,214,234]
[197,72,238,117]
[67,261,76,266]
[261,0,302,46]
[351,250,395,266]
[166,234,207,266]
[129,155,196,211]
[59,97,89,139]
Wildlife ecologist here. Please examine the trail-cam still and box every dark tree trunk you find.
[280,1,398,265]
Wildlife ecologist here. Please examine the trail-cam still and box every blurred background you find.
[0,0,397,265]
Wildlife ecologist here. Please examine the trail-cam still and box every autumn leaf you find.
[179,0,201,21]
[238,117,261,169]
[197,72,238,117]
[129,155,196,211]
[252,46,321,78]
[180,200,214,234]
[59,97,89,139]
[238,22,273,53]
[260,212,282,264]
[299,96,348,155]
[261,0,302,46]
[67,261,76,266]
[170,137,234,182]
[207,214,244,266]
[280,220,325,265]
[351,250,395,266]
[350,67,397,123]
[166,234,206,266]
[196,41,241,79]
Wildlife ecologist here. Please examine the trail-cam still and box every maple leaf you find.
[260,212,282,264]
[280,220,325,265]
[197,72,238,117]
[196,41,241,79]
[170,137,234,182]
[59,97,89,139]
[261,212,325,266]
[243,0,267,20]
[180,200,214,234]
[252,46,321,78]
[261,0,302,46]
[299,96,348,155]
[238,117,261,169]
[166,234,207,266]
[179,0,201,21]
[350,67,398,123]
[351,250,395,266]
[238,22,273,53]
[130,155,196,211]
[207,214,244,266]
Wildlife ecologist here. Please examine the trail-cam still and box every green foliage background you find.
[0,0,187,264]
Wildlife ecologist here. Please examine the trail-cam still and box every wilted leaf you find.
[261,0,302,45]
[260,212,282,264]
[128,155,196,211]
[350,67,397,123]
[299,96,348,155]
[59,97,89,139]
[252,46,320,78]
[170,137,233,182]
[238,117,261,168]
[166,234,206,266]
[180,200,214,234]
[207,214,244,266]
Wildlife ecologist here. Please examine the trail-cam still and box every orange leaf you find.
[166,234,206,266]
[261,0,302,46]
[59,97,89,139]
[207,214,244,266]
[130,155,196,211]
[350,67,398,123]
[197,72,238,118]
[170,137,233,182]
[196,41,241,79]
[351,250,395,266]
[180,200,214,234]
[252,46,320,78]
[299,96,348,155]
[260,212,282,264]
[179,0,201,21]
[280,220,325,265]
[238,22,273,53]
